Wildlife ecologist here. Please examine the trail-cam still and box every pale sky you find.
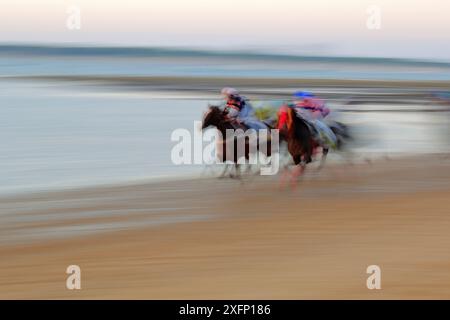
[1,0,449,60]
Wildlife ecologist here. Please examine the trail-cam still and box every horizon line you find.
[1,42,450,67]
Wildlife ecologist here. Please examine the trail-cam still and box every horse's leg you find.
[219,164,229,178]
[286,153,305,189]
[279,151,292,190]
[218,140,232,178]
[279,142,298,189]
[202,164,216,177]
[243,148,255,176]
[248,152,262,176]
[281,150,292,171]
[317,147,328,171]
[290,163,306,189]
[232,163,242,180]
[279,165,291,189]
[244,163,252,174]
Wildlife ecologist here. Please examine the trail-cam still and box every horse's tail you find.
[329,121,352,150]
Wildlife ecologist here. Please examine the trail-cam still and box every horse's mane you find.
[209,105,221,112]
[203,105,235,132]
[206,105,249,131]
[286,107,312,147]
[285,106,294,135]
[203,105,222,124]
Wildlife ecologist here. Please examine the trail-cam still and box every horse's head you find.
[276,104,295,138]
[201,105,226,130]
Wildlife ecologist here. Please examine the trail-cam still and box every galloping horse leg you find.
[290,163,306,189]
[317,147,329,171]
[278,165,291,189]
[230,163,241,179]
[244,162,254,175]
[235,164,241,179]
[219,164,229,178]
[279,149,293,189]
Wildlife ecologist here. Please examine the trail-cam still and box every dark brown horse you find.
[277,105,318,186]
[201,105,272,178]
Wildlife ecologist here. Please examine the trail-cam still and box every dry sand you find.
[0,155,449,299]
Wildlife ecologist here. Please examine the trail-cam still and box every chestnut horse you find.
[277,105,318,185]
[201,105,273,178]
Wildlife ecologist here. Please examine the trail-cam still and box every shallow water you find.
[0,80,208,194]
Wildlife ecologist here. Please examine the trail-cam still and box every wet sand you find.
[0,155,450,299]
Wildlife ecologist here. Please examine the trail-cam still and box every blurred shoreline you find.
[5,75,450,109]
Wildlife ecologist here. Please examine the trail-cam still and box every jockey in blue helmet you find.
[291,91,336,149]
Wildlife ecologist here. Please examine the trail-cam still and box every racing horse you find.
[201,105,273,178]
[277,105,316,186]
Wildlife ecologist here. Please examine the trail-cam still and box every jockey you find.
[220,87,267,130]
[290,91,337,149]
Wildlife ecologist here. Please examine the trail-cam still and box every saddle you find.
[225,119,272,146]
[226,119,248,131]
[296,115,318,136]
[295,114,326,148]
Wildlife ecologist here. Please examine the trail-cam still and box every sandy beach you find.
[1,155,449,299]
